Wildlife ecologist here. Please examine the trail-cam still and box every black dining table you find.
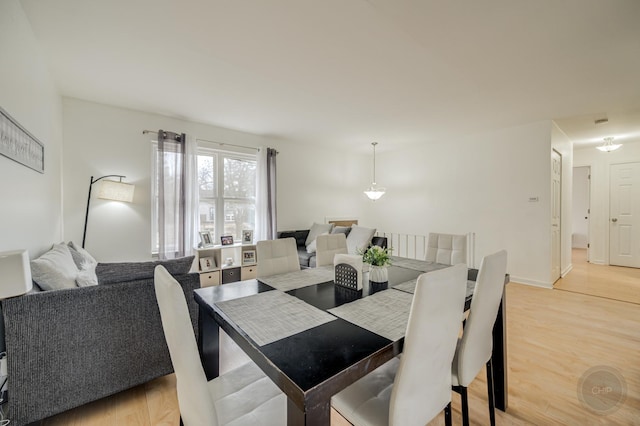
[194,260,508,426]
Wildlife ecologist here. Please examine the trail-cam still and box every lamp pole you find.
[82,175,125,248]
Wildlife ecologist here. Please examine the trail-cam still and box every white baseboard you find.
[561,264,573,277]
[589,259,606,265]
[508,276,553,289]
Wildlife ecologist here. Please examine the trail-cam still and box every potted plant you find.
[362,245,392,283]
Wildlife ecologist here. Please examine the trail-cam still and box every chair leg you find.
[444,402,452,426]
[460,386,469,426]
[486,359,496,426]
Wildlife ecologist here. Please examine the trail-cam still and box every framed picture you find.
[199,231,213,247]
[0,106,45,173]
[199,256,215,271]
[220,235,234,246]
[242,250,256,265]
[242,229,253,244]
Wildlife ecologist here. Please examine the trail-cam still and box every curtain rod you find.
[142,129,260,152]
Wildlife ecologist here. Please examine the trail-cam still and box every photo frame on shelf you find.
[199,256,215,271]
[242,250,256,265]
[199,231,214,247]
[242,229,253,244]
[220,235,234,246]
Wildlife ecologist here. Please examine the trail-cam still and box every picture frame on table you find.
[199,257,215,271]
[242,250,256,265]
[199,231,214,247]
[242,229,253,244]
[220,235,234,246]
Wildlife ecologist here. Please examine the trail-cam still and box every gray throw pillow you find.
[305,223,334,247]
[31,243,79,291]
[346,225,376,255]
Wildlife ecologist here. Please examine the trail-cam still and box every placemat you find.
[394,278,476,299]
[259,266,335,291]
[328,289,414,341]
[215,290,336,346]
[389,256,450,273]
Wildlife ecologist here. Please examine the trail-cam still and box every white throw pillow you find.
[305,222,334,246]
[31,243,79,291]
[76,263,98,287]
[346,225,376,255]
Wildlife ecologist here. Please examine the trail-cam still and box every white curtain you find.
[157,130,199,259]
[255,147,277,241]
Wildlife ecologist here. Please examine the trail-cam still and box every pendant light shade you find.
[364,142,385,201]
[596,137,622,152]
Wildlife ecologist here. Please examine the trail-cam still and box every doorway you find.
[610,162,640,267]
[572,166,590,262]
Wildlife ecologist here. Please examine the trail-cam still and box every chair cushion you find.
[331,357,399,426]
[209,361,286,426]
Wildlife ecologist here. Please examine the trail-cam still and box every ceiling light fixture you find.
[364,142,385,201]
[596,137,622,152]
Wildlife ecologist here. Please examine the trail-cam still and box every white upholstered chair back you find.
[257,238,301,278]
[154,265,218,426]
[454,250,508,387]
[316,233,348,267]
[425,233,467,265]
[389,264,467,425]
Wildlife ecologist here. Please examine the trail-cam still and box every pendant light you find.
[596,137,622,152]
[364,142,386,201]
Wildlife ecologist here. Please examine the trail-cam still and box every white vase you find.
[369,265,388,284]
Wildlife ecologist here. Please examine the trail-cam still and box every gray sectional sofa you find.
[1,255,199,426]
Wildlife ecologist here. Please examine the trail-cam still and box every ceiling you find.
[20,0,640,150]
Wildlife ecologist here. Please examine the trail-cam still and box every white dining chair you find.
[316,233,348,267]
[331,264,468,426]
[257,238,301,278]
[425,233,467,265]
[452,250,508,426]
[153,266,286,426]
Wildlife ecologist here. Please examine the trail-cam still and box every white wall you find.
[574,139,640,264]
[357,121,564,287]
[572,166,590,249]
[276,140,366,231]
[0,0,63,257]
[62,98,277,261]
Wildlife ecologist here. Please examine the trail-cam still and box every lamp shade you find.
[97,180,135,202]
[0,249,33,298]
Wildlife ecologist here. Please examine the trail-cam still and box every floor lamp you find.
[82,175,135,248]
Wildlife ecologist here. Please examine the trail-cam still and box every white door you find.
[610,163,640,267]
[551,150,561,282]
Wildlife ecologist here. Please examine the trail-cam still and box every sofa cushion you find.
[346,226,376,255]
[331,226,351,236]
[305,223,334,247]
[68,242,98,286]
[96,256,194,285]
[31,243,79,291]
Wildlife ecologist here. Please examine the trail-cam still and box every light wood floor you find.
[554,248,640,305]
[38,256,640,425]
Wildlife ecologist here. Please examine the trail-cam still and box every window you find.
[152,144,256,252]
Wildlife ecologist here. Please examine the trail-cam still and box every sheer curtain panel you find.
[157,130,199,259]
[256,147,278,241]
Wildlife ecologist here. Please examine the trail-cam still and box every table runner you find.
[328,289,414,341]
[215,290,336,346]
[259,266,334,291]
[394,278,477,299]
